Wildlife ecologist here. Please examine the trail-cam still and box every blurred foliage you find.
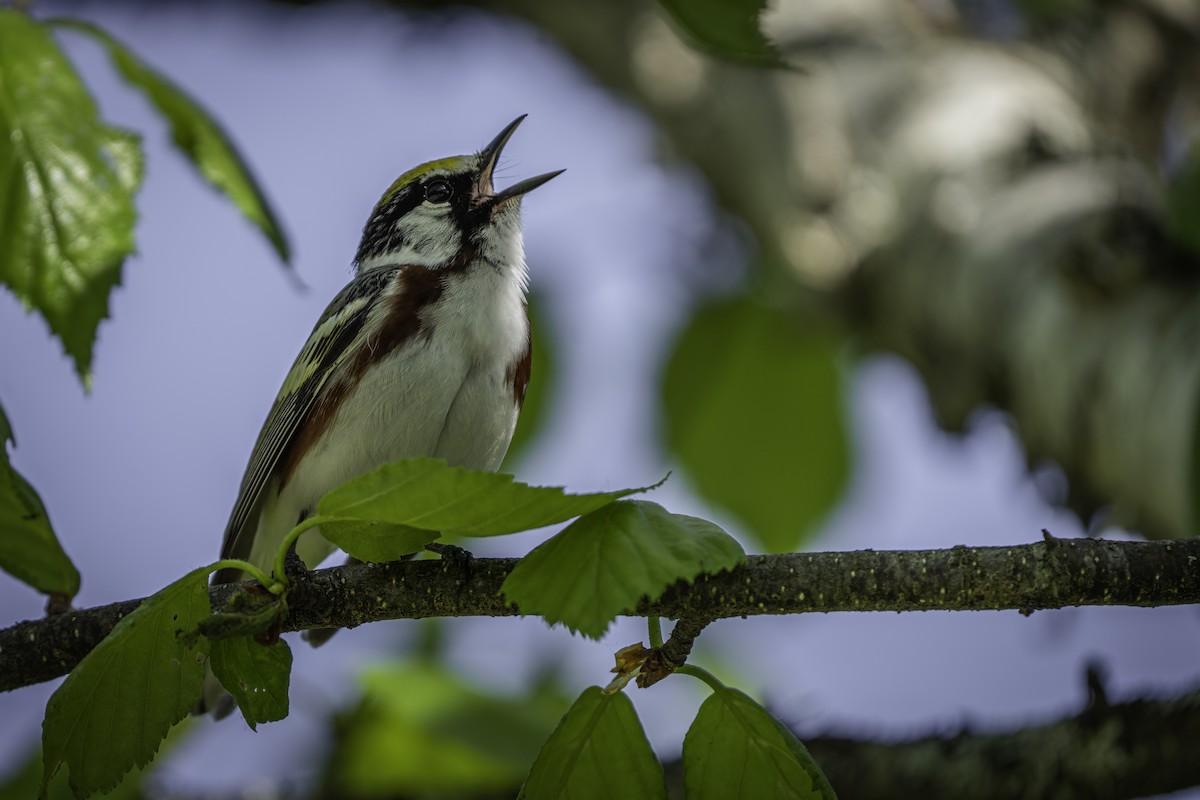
[0,400,79,600]
[662,296,849,553]
[656,0,779,64]
[325,662,571,798]
[1167,145,1200,258]
[502,499,744,638]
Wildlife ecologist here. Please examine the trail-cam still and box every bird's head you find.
[353,115,562,273]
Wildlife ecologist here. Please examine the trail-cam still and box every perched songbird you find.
[209,115,560,612]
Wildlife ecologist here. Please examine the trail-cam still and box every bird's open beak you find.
[477,115,564,205]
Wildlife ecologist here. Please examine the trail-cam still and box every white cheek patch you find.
[397,207,462,265]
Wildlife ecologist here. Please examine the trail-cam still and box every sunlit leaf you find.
[663,296,849,552]
[502,500,744,638]
[51,18,290,264]
[331,662,569,797]
[0,10,143,382]
[683,683,837,799]
[315,457,660,537]
[0,401,79,599]
[41,568,210,797]
[656,0,780,65]
[519,686,666,799]
[209,636,291,731]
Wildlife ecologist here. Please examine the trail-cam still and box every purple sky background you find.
[2,1,1198,793]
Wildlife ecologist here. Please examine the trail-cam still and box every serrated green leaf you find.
[519,686,666,800]
[663,296,849,553]
[502,500,744,638]
[0,401,79,599]
[332,662,569,797]
[209,636,291,731]
[683,684,836,800]
[315,457,659,537]
[50,18,290,264]
[656,0,781,65]
[0,10,143,382]
[504,293,554,466]
[41,568,210,798]
[318,518,440,563]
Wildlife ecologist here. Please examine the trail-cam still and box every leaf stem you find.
[675,664,726,693]
[208,559,274,590]
[648,615,664,649]
[272,517,323,590]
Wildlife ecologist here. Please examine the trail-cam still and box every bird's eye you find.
[424,180,453,204]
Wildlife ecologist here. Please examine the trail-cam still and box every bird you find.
[198,116,561,715]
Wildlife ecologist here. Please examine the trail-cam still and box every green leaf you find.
[318,518,440,563]
[502,500,745,638]
[41,568,210,798]
[663,296,849,553]
[519,686,666,800]
[209,636,291,731]
[0,10,143,382]
[0,401,79,599]
[3,722,192,800]
[683,684,837,800]
[504,293,554,466]
[50,18,290,264]
[656,0,781,65]
[315,457,659,538]
[332,662,569,797]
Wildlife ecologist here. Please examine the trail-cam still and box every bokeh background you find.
[2,0,1199,796]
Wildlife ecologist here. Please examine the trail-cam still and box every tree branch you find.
[790,678,1200,800]
[4,535,1199,693]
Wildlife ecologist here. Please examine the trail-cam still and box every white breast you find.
[255,256,529,571]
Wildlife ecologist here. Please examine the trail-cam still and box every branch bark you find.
[4,535,1199,693]
[797,680,1200,800]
